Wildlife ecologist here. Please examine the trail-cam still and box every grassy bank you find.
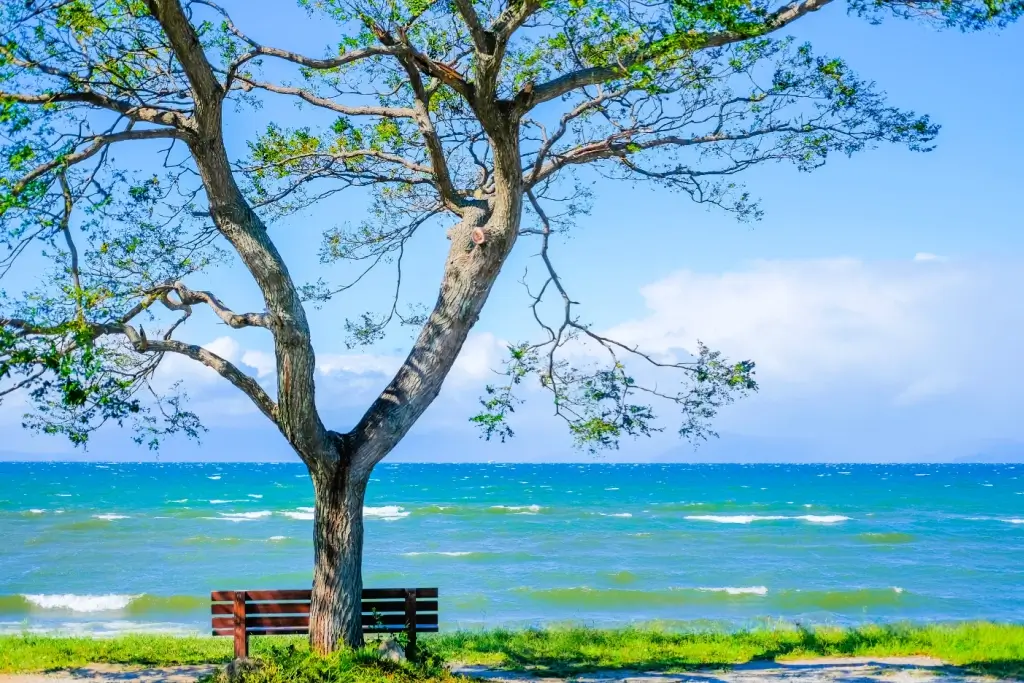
[1,624,1023,678]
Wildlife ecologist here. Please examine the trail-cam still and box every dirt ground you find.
[0,658,1017,683]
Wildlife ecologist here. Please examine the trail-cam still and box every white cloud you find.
[241,350,276,378]
[601,258,988,401]
[316,353,402,376]
[203,336,241,362]
[315,333,505,385]
[913,252,945,262]
[449,332,506,384]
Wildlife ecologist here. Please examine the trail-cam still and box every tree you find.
[1,0,1019,653]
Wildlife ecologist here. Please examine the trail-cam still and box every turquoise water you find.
[1,462,1022,635]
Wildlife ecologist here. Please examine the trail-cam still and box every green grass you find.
[423,623,1024,678]
[0,633,297,672]
[1,624,1023,679]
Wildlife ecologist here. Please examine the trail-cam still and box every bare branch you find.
[154,282,271,329]
[0,89,192,128]
[121,329,278,422]
[11,129,183,197]
[237,77,417,119]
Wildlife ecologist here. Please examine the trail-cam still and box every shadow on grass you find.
[426,624,1024,680]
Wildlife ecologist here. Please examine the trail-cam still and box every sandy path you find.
[452,657,1017,683]
[0,658,1017,683]
[0,664,217,683]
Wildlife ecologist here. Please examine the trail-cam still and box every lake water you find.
[1,462,1022,635]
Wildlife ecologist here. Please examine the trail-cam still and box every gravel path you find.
[451,657,1015,683]
[0,665,217,683]
[0,658,1016,683]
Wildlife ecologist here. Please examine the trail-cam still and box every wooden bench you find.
[211,588,439,659]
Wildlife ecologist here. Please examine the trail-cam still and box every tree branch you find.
[154,282,271,329]
[515,0,835,114]
[0,90,192,128]
[10,129,183,197]
[120,329,278,423]
[235,77,417,119]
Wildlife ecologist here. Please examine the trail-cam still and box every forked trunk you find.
[308,468,367,653]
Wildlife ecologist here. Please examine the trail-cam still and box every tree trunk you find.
[308,465,368,654]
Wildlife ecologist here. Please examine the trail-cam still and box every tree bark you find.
[308,462,368,653]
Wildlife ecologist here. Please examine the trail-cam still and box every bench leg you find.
[404,589,417,661]
[234,591,249,659]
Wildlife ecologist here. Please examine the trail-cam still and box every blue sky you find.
[2,2,1023,462]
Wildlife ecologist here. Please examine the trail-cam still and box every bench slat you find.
[211,599,438,616]
[213,628,309,637]
[212,612,439,630]
[362,599,438,613]
[211,590,311,602]
[212,588,439,603]
[363,588,438,599]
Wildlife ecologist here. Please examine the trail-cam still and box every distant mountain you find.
[954,442,1024,463]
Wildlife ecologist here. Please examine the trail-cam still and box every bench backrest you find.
[211,588,438,659]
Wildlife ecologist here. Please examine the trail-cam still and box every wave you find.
[795,515,850,524]
[403,550,532,562]
[365,506,409,520]
[1002,518,1024,524]
[598,512,633,518]
[409,503,546,517]
[490,504,543,514]
[685,515,787,524]
[514,586,769,609]
[773,587,909,610]
[858,532,915,544]
[685,514,849,524]
[281,510,314,520]
[698,586,768,595]
[0,594,208,615]
[405,551,477,557]
[93,514,129,521]
[209,511,272,522]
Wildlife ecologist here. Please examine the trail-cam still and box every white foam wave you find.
[685,515,787,524]
[404,551,475,557]
[22,594,138,612]
[168,499,188,504]
[599,512,633,518]
[268,536,288,541]
[365,505,409,520]
[796,515,851,524]
[27,509,45,515]
[1001,518,1024,524]
[686,514,849,524]
[93,514,129,521]
[213,511,271,522]
[247,494,263,499]
[208,475,222,480]
[491,504,542,514]
[696,586,768,595]
[281,511,314,520]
